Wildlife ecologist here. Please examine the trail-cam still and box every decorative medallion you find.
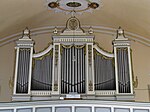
[61,16,85,35]
[66,2,81,7]
[46,0,102,14]
[67,17,79,30]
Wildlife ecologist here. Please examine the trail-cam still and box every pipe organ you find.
[12,17,134,101]
[31,50,53,91]
[61,45,86,94]
[116,48,131,93]
[94,48,115,90]
[16,48,31,93]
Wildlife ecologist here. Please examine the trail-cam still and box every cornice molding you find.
[0,25,150,47]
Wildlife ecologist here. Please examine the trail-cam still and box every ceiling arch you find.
[0,0,150,47]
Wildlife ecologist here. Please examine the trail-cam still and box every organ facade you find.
[12,17,134,101]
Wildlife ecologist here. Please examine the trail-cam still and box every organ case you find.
[12,17,134,101]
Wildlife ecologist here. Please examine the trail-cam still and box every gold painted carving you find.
[55,45,59,65]
[68,17,79,30]
[94,49,114,60]
[9,77,14,93]
[116,47,128,52]
[34,49,53,60]
[89,80,93,91]
[94,42,113,54]
[88,45,92,65]
[54,82,58,91]
[19,48,31,51]
[61,44,85,49]
[133,76,138,88]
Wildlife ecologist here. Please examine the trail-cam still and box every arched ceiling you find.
[0,0,150,46]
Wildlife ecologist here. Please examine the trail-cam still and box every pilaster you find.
[52,43,61,95]
[86,43,95,95]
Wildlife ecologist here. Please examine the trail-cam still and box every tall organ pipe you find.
[117,48,131,93]
[16,48,30,93]
[61,46,85,94]
[31,51,53,90]
[94,49,115,90]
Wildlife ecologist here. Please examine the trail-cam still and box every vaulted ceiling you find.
[0,0,150,46]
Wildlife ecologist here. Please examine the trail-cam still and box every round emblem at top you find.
[67,17,80,31]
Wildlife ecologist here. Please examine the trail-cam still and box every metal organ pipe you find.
[61,46,85,94]
[16,49,30,93]
[64,49,66,93]
[66,48,69,93]
[69,48,71,92]
[31,51,53,91]
[78,49,80,93]
[21,50,24,92]
[80,49,82,93]
[117,48,130,93]
[61,48,64,93]
[94,50,115,91]
[82,49,84,93]
[123,49,126,93]
[72,47,74,92]
[75,48,78,92]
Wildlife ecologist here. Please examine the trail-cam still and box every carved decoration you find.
[67,17,79,30]
[55,45,59,65]
[9,77,14,93]
[88,45,92,65]
[54,82,58,91]
[133,76,138,88]
[46,0,102,14]
[89,80,93,91]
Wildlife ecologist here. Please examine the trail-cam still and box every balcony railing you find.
[0,100,150,112]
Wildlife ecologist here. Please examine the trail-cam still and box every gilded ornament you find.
[48,2,59,8]
[9,77,14,93]
[89,80,93,91]
[66,2,81,7]
[34,49,53,60]
[54,83,58,91]
[94,49,114,60]
[55,45,59,65]
[66,17,80,31]
[88,45,92,65]
[94,42,113,54]
[88,2,99,9]
[61,44,85,49]
[133,76,138,88]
